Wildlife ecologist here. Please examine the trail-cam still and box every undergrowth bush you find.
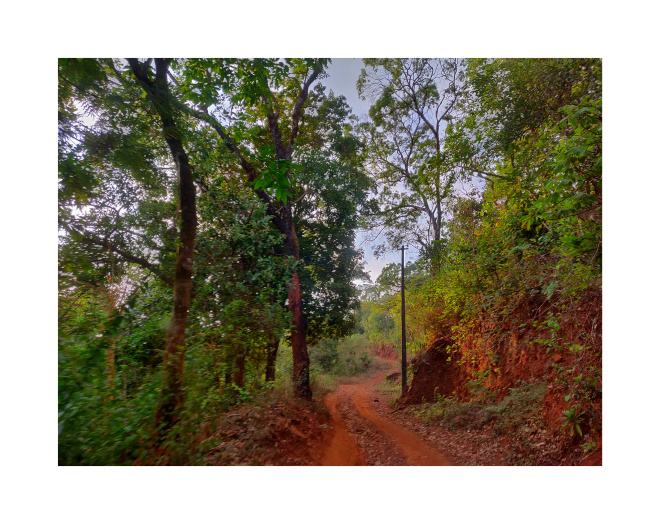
[58,371,223,465]
[309,333,373,378]
[412,396,494,430]
[58,337,255,465]
[485,382,546,434]
[411,381,546,433]
[375,377,401,405]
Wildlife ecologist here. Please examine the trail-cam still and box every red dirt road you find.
[320,371,451,466]
[321,389,366,466]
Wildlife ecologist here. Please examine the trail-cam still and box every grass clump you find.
[412,396,494,429]
[485,381,546,434]
[374,377,402,405]
[411,381,547,432]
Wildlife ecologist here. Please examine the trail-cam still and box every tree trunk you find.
[234,354,246,389]
[267,202,311,399]
[106,341,115,397]
[282,214,311,399]
[223,353,233,393]
[128,59,197,437]
[156,141,196,433]
[265,334,279,383]
[288,271,311,399]
[197,62,321,401]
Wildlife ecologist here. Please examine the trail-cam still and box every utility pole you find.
[401,246,408,398]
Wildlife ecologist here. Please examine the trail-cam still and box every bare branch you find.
[288,65,322,156]
[460,165,506,180]
[77,231,173,287]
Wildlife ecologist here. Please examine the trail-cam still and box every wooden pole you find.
[401,246,407,398]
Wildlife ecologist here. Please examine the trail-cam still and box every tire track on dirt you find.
[351,385,451,465]
[321,389,365,466]
[321,370,452,466]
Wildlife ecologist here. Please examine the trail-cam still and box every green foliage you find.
[412,381,546,433]
[485,382,547,433]
[359,300,397,348]
[374,58,600,449]
[411,395,494,430]
[335,334,373,376]
[59,58,372,463]
[561,405,585,438]
[312,338,340,372]
[192,176,293,382]
[58,369,162,465]
[178,58,331,204]
[465,368,496,404]
[358,259,438,360]
[294,88,374,344]
[420,59,602,333]
[252,146,296,203]
[580,440,598,452]
[58,57,602,463]
[309,334,373,377]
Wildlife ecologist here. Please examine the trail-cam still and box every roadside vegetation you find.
[355,58,601,463]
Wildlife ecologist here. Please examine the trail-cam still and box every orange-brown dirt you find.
[205,396,331,466]
[320,362,600,466]
[404,337,468,403]
[206,355,600,466]
[205,361,509,466]
[403,290,602,465]
[321,389,365,465]
[321,368,451,466]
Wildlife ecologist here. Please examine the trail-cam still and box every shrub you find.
[412,381,546,433]
[309,334,373,377]
[485,381,546,434]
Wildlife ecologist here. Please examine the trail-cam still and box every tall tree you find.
[58,57,200,450]
[176,59,329,399]
[294,87,373,344]
[125,58,197,433]
[358,59,464,266]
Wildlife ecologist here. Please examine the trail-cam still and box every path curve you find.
[321,370,451,466]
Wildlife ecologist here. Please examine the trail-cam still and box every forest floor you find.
[206,359,600,466]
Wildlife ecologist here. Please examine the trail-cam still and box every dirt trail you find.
[320,390,365,466]
[320,370,451,466]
